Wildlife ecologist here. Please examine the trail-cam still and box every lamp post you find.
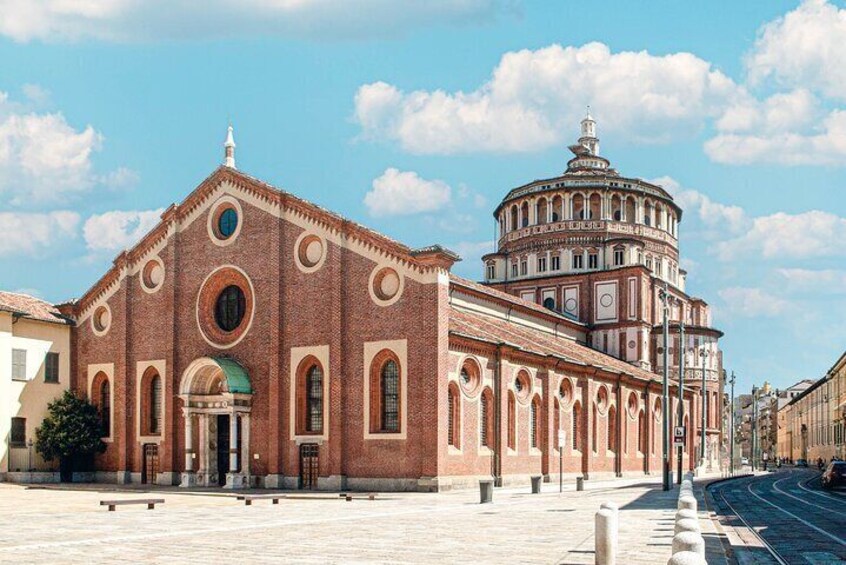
[699,347,709,467]
[729,372,736,475]
[751,385,758,471]
[659,282,671,491]
[677,321,685,485]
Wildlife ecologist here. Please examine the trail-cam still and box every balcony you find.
[498,219,678,248]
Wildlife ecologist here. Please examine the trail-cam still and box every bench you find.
[339,493,376,501]
[100,498,164,512]
[237,494,284,506]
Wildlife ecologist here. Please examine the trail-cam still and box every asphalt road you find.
[708,469,846,564]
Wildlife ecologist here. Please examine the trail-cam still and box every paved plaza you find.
[0,476,726,564]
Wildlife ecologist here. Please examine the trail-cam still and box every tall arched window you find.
[572,401,582,451]
[520,201,529,227]
[306,365,323,433]
[554,398,560,449]
[447,383,460,448]
[592,404,598,452]
[99,378,111,437]
[510,205,518,231]
[507,391,516,450]
[638,410,646,454]
[381,360,400,432]
[150,374,162,435]
[481,387,493,448]
[530,396,540,449]
[608,406,617,452]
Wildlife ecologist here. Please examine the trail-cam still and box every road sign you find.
[673,426,685,447]
[558,430,566,449]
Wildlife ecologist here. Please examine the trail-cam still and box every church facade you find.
[57,122,719,491]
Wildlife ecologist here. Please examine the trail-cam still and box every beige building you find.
[778,352,846,463]
[1,292,72,481]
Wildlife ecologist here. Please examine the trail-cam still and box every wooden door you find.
[143,444,158,485]
[299,443,319,489]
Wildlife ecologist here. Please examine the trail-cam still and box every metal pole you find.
[729,372,735,475]
[752,386,757,472]
[677,321,685,484]
[700,348,707,466]
[661,283,670,491]
[559,445,563,493]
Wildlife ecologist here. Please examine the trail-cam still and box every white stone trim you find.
[453,354,483,400]
[194,264,256,350]
[206,195,243,247]
[293,231,328,274]
[135,359,166,444]
[90,303,112,337]
[87,363,114,442]
[289,345,330,441]
[363,339,407,440]
[139,256,165,294]
[368,265,405,308]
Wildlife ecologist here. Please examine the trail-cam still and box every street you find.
[708,469,846,564]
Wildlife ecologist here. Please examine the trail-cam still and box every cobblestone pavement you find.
[707,469,846,564]
[0,476,726,564]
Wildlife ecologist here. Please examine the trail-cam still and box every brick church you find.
[59,118,723,491]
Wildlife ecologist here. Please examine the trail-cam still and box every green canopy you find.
[213,357,252,394]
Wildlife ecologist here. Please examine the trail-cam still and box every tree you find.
[35,390,106,481]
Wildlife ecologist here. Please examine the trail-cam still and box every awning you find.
[213,357,252,394]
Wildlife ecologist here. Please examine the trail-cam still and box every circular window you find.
[196,265,255,349]
[91,304,111,336]
[218,208,238,239]
[295,233,327,273]
[514,370,531,402]
[215,285,246,332]
[559,378,573,405]
[459,359,481,397]
[141,257,164,293]
[370,266,404,306]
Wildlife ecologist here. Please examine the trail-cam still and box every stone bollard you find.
[479,480,493,504]
[577,476,585,491]
[595,508,617,565]
[600,501,619,538]
[674,518,700,536]
[674,508,697,522]
[678,495,697,512]
[672,531,705,557]
[667,551,707,565]
[531,475,542,494]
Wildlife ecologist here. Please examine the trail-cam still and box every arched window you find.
[448,383,460,448]
[589,193,601,219]
[608,406,616,452]
[507,391,516,450]
[554,398,560,449]
[537,198,548,225]
[521,201,529,227]
[481,387,494,448]
[369,351,402,434]
[306,365,323,433]
[150,374,162,435]
[592,403,598,452]
[99,377,111,437]
[510,205,518,231]
[572,401,582,451]
[625,198,636,224]
[530,397,541,449]
[638,410,646,454]
[574,194,585,219]
[552,195,563,222]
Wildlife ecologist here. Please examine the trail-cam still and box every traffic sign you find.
[673,426,685,447]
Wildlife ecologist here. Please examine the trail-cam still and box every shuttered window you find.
[10,417,25,447]
[11,349,26,381]
[44,352,59,383]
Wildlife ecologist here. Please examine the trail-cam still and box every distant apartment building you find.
[1,292,72,481]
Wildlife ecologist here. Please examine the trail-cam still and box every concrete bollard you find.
[674,508,697,522]
[672,531,705,557]
[531,475,542,494]
[667,551,707,565]
[577,476,585,491]
[678,495,697,512]
[674,518,700,536]
[600,501,619,540]
[479,480,493,504]
[595,508,617,565]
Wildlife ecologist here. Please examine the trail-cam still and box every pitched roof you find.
[449,305,660,384]
[0,291,71,325]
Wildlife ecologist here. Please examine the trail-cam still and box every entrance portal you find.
[216,415,229,486]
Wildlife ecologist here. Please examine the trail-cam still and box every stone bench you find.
[100,498,164,512]
[237,494,284,506]
[339,493,376,501]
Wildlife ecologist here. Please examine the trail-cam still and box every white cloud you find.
[0,90,135,205]
[447,240,495,277]
[777,268,846,294]
[0,0,502,43]
[716,210,846,260]
[650,176,748,235]
[718,287,789,317]
[364,168,451,217]
[354,42,739,154]
[83,208,164,252]
[747,0,846,101]
[0,211,80,257]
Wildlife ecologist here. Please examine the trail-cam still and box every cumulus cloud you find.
[0,0,502,43]
[363,168,451,217]
[0,90,136,205]
[83,209,164,252]
[716,210,846,260]
[718,287,789,317]
[777,268,846,294]
[746,0,846,101]
[354,42,739,154]
[650,176,748,235]
[0,211,80,257]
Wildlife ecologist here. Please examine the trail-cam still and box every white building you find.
[1,291,72,482]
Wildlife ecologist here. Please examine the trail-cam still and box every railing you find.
[498,219,678,247]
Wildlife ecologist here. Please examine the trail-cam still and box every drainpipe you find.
[493,343,504,486]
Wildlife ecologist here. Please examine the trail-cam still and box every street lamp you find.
[751,385,759,471]
[728,372,736,475]
[659,282,671,491]
[676,321,685,485]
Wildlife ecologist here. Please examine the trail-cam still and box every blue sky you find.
[1,0,845,393]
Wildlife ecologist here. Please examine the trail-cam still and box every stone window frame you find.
[207,195,244,247]
[140,256,166,294]
[457,355,483,400]
[136,360,166,444]
[294,231,328,274]
[363,340,407,440]
[88,364,114,442]
[290,345,330,442]
[447,381,461,451]
[295,355,326,436]
[479,386,494,451]
[90,303,112,337]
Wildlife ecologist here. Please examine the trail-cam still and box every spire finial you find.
[224,124,236,169]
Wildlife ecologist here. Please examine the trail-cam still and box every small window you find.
[215,285,246,332]
[588,253,598,269]
[100,379,111,437]
[520,261,528,276]
[217,207,238,238]
[538,257,547,272]
[573,254,584,270]
[530,399,539,449]
[614,248,625,267]
[551,256,560,271]
[511,263,518,278]
[486,263,496,280]
[44,352,59,384]
[11,349,26,381]
[543,297,556,311]
[10,417,25,447]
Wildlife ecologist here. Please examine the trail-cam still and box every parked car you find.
[821,461,846,489]
[796,459,809,468]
